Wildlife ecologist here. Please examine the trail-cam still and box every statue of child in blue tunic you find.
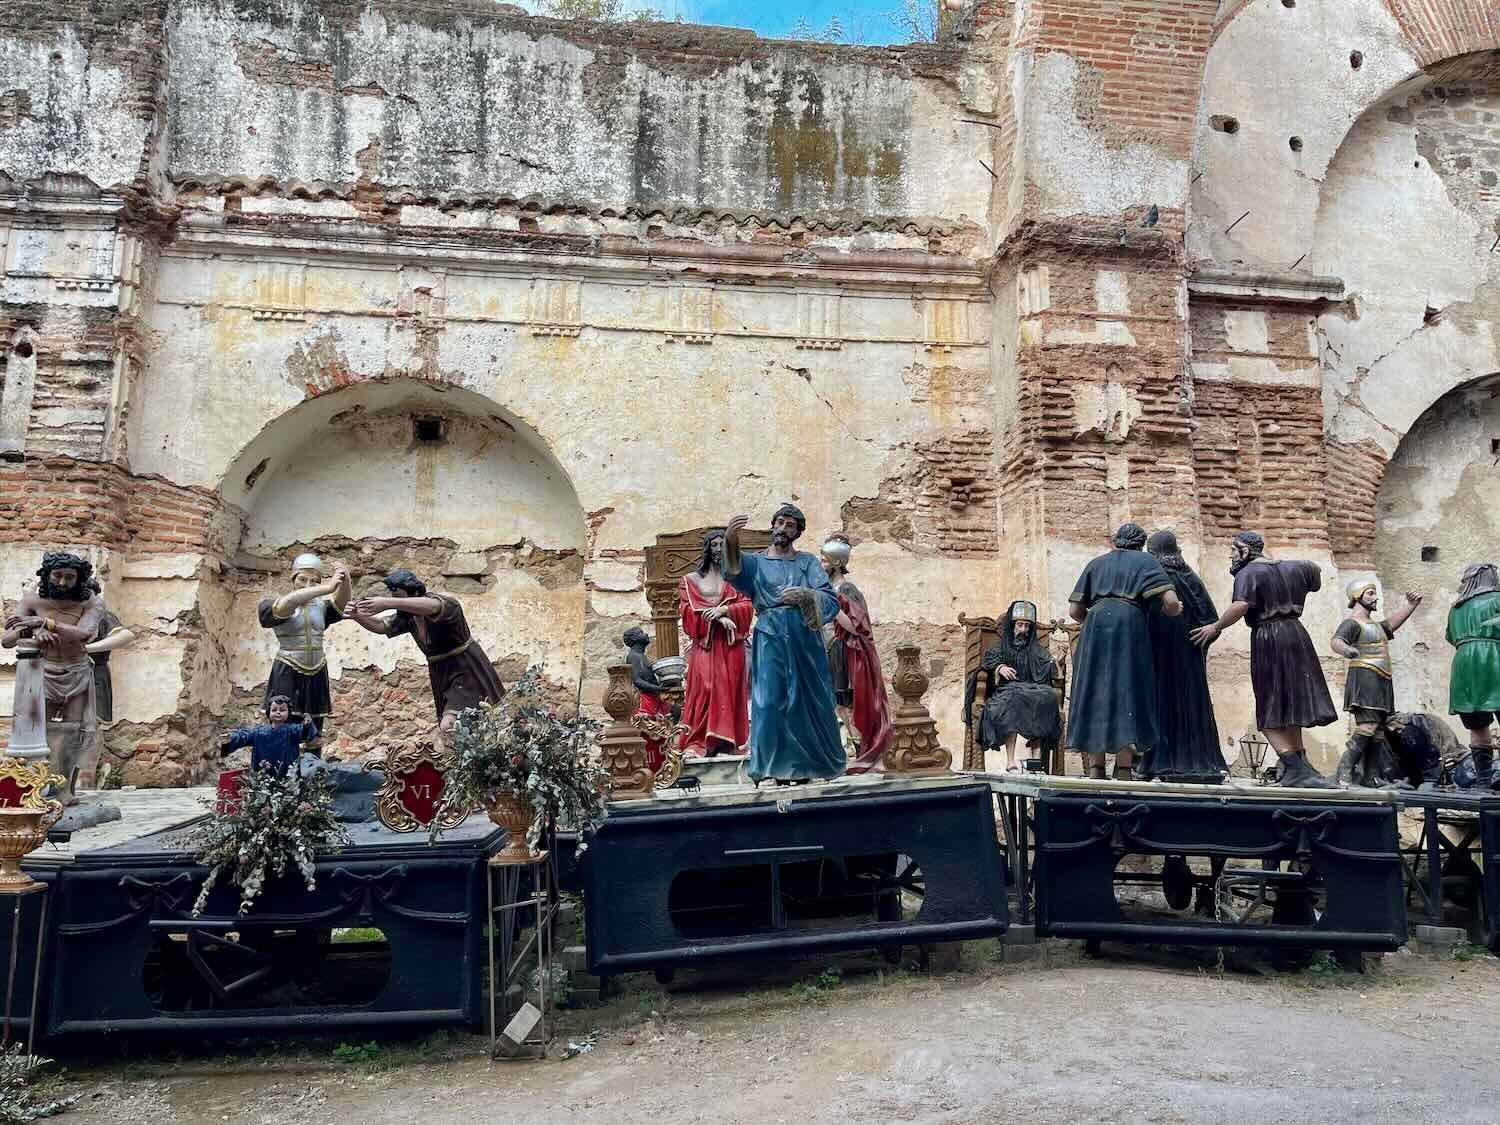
[724,504,847,786]
[219,694,317,773]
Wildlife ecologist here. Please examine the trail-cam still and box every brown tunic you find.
[387,594,504,719]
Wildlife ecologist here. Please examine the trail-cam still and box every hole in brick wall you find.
[1210,116,1239,135]
[1350,50,1364,69]
[413,416,446,443]
[1289,136,1303,152]
[1491,438,1500,455]
[12,341,33,359]
[1281,0,1295,7]
[1424,305,1443,325]
[1422,546,1440,563]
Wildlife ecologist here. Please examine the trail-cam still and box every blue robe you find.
[223,720,316,773]
[728,551,847,782]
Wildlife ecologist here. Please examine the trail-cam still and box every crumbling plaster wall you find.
[1374,376,1500,717]
[163,0,992,222]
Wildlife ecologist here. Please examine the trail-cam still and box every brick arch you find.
[1328,370,1500,569]
[1212,0,1500,59]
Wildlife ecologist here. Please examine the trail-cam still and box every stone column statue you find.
[2,552,106,802]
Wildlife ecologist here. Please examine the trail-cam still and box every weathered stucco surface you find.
[7,0,1500,780]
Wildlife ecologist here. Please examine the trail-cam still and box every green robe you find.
[1447,591,1500,713]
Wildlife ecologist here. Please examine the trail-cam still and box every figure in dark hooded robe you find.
[1066,524,1182,779]
[1139,529,1226,781]
[964,600,1061,771]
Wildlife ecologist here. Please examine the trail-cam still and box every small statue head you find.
[770,503,806,550]
[1147,528,1187,572]
[1112,523,1148,551]
[697,529,726,575]
[820,533,852,576]
[383,569,427,598]
[622,625,651,653]
[1230,531,1265,575]
[36,551,94,602]
[1345,577,1379,610]
[266,694,293,725]
[291,552,324,589]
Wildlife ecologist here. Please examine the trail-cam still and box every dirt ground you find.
[49,943,1500,1125]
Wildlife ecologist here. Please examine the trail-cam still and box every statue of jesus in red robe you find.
[678,529,752,756]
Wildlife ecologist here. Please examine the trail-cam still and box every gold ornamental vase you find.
[0,802,63,895]
[485,790,538,864]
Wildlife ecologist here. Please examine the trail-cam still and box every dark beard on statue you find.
[1228,552,1257,577]
[38,575,91,601]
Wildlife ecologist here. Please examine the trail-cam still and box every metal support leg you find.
[1424,806,1444,924]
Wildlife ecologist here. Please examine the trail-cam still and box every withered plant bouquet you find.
[434,666,609,852]
[178,765,351,917]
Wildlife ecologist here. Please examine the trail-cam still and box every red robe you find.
[634,689,669,773]
[836,587,893,772]
[679,575,753,755]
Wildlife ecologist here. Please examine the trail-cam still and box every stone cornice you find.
[1188,268,1346,305]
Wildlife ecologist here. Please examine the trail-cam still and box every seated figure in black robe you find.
[963,601,1061,771]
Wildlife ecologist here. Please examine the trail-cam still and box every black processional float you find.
[23,815,498,1038]
[995,774,1408,951]
[582,776,1009,975]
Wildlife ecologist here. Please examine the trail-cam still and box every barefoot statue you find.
[678,529,752,756]
[2,552,106,802]
[724,505,845,785]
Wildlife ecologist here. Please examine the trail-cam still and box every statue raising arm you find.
[272,563,350,619]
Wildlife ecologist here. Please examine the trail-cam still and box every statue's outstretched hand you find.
[1188,623,1218,648]
[1405,591,1424,608]
[726,514,749,536]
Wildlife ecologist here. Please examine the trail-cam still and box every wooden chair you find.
[958,614,1078,774]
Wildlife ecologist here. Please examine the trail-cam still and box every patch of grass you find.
[1450,940,1492,962]
[0,1047,79,1122]
[328,1030,466,1072]
[790,965,844,1001]
[330,927,385,944]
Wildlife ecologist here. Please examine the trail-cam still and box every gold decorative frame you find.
[0,756,65,809]
[368,745,472,833]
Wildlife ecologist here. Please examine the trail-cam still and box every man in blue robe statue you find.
[724,505,847,785]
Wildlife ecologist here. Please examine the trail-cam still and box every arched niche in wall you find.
[214,378,587,707]
[1372,372,1500,715]
[0,327,39,458]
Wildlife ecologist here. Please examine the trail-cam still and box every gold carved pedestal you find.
[600,665,654,800]
[0,757,66,895]
[881,645,953,778]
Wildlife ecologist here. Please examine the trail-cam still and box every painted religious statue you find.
[723,505,845,785]
[258,552,351,751]
[1446,562,1500,790]
[624,625,671,773]
[1066,524,1182,780]
[2,552,106,801]
[350,569,505,739]
[85,579,135,727]
[1330,577,1422,787]
[1190,531,1338,787]
[220,693,318,774]
[964,599,1060,772]
[819,534,892,773]
[1140,530,1225,781]
[678,529,752,756]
